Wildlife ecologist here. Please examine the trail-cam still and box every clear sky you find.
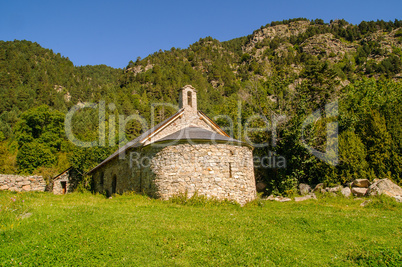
[1,0,401,68]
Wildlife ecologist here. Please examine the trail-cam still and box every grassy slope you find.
[0,192,401,266]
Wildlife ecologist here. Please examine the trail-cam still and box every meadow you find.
[0,191,401,266]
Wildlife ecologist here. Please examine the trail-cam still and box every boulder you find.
[341,187,351,197]
[394,196,402,203]
[367,178,402,197]
[295,193,317,202]
[352,187,368,197]
[352,179,371,188]
[328,185,343,193]
[299,183,311,195]
[313,183,324,192]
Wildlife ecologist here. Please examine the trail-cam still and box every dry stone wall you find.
[0,174,46,192]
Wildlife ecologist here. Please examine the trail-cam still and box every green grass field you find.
[0,191,401,266]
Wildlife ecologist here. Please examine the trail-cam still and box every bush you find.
[16,142,56,173]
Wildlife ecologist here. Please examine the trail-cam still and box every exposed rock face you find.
[64,91,71,102]
[299,183,311,195]
[341,187,351,197]
[294,193,317,202]
[352,179,371,188]
[0,174,46,192]
[301,33,356,61]
[54,84,64,93]
[244,21,310,52]
[364,29,402,62]
[352,187,368,197]
[366,178,402,197]
[126,62,154,75]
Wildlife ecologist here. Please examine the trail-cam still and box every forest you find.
[0,18,401,194]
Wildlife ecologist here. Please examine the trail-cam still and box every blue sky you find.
[1,0,401,68]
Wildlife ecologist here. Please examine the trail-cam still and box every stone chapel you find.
[88,85,256,205]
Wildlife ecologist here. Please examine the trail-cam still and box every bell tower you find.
[179,85,197,112]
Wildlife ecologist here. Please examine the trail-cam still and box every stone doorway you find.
[61,181,67,194]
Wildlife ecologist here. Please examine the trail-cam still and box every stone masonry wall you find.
[92,142,256,205]
[0,174,46,192]
[52,169,77,195]
[92,154,134,196]
[146,143,256,205]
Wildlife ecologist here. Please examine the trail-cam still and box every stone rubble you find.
[263,178,402,204]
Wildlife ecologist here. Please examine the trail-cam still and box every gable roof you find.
[87,108,184,174]
[156,126,241,144]
[53,167,73,180]
[87,108,241,175]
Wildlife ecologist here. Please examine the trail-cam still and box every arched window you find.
[187,91,192,107]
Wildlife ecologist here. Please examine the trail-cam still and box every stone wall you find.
[148,143,256,205]
[0,174,46,192]
[52,168,78,195]
[92,142,256,205]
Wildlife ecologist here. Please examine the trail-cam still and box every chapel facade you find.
[88,85,256,205]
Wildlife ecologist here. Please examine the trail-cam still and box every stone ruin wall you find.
[0,174,46,192]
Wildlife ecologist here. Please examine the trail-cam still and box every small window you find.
[187,91,192,107]
[229,163,232,178]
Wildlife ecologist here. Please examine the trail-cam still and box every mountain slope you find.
[0,18,401,193]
